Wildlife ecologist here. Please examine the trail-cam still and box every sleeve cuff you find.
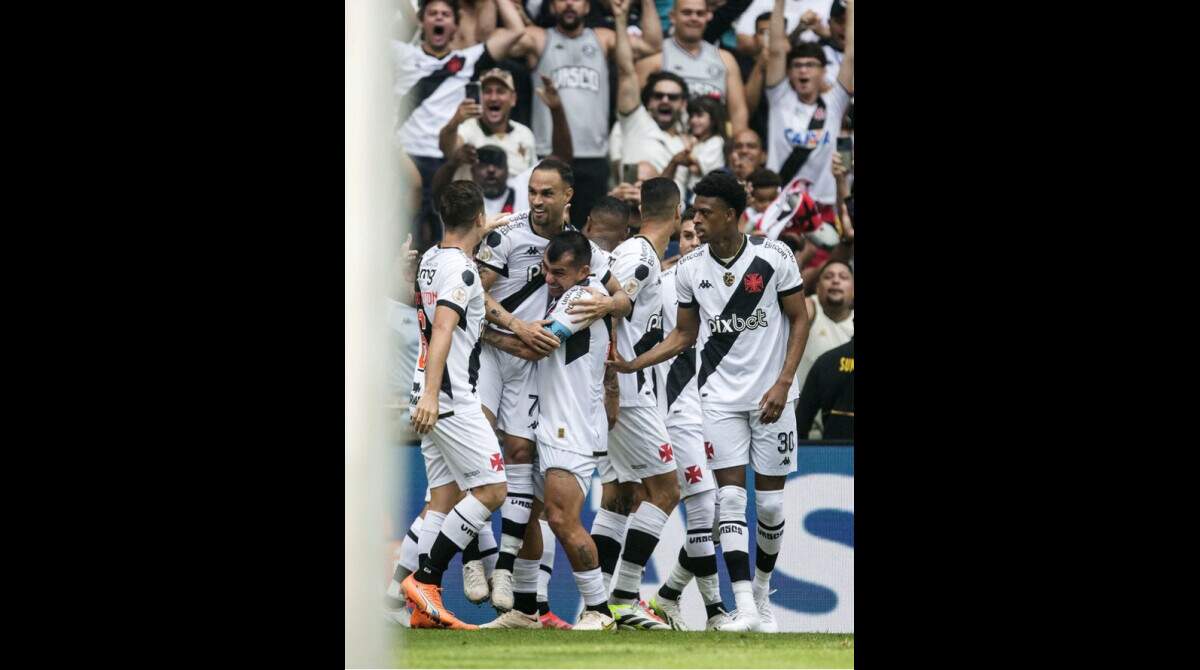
[436,299,467,326]
[778,283,804,298]
[678,300,698,310]
[475,259,507,277]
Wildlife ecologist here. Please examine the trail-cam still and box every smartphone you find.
[836,136,852,171]
[622,163,639,185]
[465,82,481,105]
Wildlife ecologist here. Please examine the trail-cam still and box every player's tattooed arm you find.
[758,289,811,423]
[411,304,461,434]
[609,304,699,373]
[480,266,561,355]
[480,325,555,362]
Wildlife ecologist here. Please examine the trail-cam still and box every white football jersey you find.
[410,245,486,415]
[610,236,664,408]
[674,236,804,412]
[393,41,493,158]
[534,276,612,456]
[475,211,612,335]
[655,266,702,427]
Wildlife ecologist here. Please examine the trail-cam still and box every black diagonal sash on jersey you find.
[633,321,663,397]
[419,304,454,399]
[468,339,482,393]
[697,256,776,391]
[564,328,590,364]
[665,347,696,410]
[499,274,546,313]
[777,95,827,183]
[397,49,496,128]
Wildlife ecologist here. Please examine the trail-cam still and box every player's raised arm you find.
[480,323,557,361]
[411,303,460,433]
[765,0,788,88]
[838,0,854,93]
[484,0,528,59]
[610,303,699,373]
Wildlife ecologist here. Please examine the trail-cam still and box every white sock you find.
[754,489,785,593]
[418,511,447,567]
[589,509,627,594]
[499,464,534,560]
[717,486,751,587]
[477,519,498,576]
[399,514,424,573]
[442,494,492,550]
[573,567,609,608]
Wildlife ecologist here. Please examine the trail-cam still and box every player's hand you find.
[566,287,614,323]
[606,345,639,374]
[831,151,848,180]
[758,380,790,423]
[484,211,512,233]
[453,98,483,124]
[512,316,560,355]
[410,393,440,434]
[535,75,562,111]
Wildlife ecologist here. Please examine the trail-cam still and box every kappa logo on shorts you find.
[780,456,791,466]
[684,465,703,484]
[658,443,674,463]
[704,441,714,460]
[490,453,505,471]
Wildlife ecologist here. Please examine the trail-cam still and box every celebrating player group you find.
[387,161,810,632]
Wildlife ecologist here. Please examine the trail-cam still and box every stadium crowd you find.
[386,0,855,632]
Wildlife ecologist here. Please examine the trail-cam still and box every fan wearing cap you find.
[440,68,537,179]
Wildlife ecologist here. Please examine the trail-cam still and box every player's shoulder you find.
[613,236,641,255]
[750,235,796,263]
[675,244,709,270]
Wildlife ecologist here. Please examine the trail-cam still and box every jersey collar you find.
[710,234,748,269]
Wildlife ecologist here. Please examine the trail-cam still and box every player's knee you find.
[717,485,748,519]
[684,489,716,528]
[756,489,784,524]
[502,436,534,464]
[471,481,508,511]
[650,477,680,512]
[544,504,575,538]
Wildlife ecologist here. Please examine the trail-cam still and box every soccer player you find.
[602,177,689,631]
[474,158,632,612]
[401,181,510,630]
[609,171,811,632]
[479,231,620,631]
[646,212,728,631]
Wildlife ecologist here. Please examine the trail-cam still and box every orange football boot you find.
[401,574,479,630]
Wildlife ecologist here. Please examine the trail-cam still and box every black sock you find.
[462,536,481,563]
[513,591,538,615]
[586,602,610,615]
[705,602,725,619]
[537,601,549,616]
[592,534,622,580]
[495,551,517,573]
[415,533,459,586]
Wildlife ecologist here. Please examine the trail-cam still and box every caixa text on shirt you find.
[783,127,833,148]
[707,308,768,335]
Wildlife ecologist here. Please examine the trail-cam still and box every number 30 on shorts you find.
[777,431,796,454]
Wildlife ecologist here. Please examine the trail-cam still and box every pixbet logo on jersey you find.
[707,308,768,335]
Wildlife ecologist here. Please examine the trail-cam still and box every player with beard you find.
[612,0,690,196]
[439,68,537,178]
[610,171,811,633]
[507,0,663,229]
[473,158,633,615]
[393,0,526,246]
[794,259,853,437]
[634,0,748,133]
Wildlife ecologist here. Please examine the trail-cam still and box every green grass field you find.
[392,629,854,668]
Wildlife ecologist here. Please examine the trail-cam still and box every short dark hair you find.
[438,180,483,231]
[590,196,631,226]
[642,72,690,107]
[748,168,782,190]
[640,177,681,222]
[533,157,575,188]
[681,206,696,221]
[419,0,460,23]
[787,42,827,67]
[545,230,591,268]
[692,171,746,217]
[755,11,772,25]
